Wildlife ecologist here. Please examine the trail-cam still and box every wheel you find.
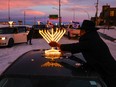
[68,32,71,39]
[8,38,14,47]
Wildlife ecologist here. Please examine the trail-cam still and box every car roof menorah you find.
[39,28,66,62]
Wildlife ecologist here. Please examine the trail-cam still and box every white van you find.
[0,25,29,47]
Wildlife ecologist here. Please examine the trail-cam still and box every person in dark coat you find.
[49,20,116,87]
[27,28,34,45]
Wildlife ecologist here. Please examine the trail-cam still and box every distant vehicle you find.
[0,25,29,47]
[65,21,80,39]
[32,24,46,38]
[0,49,107,87]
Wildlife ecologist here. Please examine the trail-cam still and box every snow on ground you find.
[98,29,116,39]
[98,28,116,60]
[98,29,116,59]
[0,29,116,75]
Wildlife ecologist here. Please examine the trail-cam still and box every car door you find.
[13,27,27,43]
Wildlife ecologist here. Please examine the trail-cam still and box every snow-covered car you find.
[0,25,29,47]
[0,49,107,87]
[65,21,80,39]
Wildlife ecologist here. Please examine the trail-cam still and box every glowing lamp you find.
[37,21,40,25]
[8,21,13,27]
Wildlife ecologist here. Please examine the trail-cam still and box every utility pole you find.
[59,0,61,27]
[34,17,36,25]
[95,0,99,25]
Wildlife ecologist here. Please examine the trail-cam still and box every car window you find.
[18,27,26,33]
[0,28,14,34]
[0,77,103,87]
[13,28,18,34]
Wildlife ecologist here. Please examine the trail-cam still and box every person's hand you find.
[49,41,60,47]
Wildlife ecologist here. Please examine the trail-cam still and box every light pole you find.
[52,0,62,27]
[59,0,61,27]
[73,7,90,20]
[24,10,26,25]
[8,0,11,21]
[81,9,90,20]
[34,17,36,25]
[72,8,76,21]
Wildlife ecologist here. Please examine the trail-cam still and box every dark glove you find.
[49,41,60,47]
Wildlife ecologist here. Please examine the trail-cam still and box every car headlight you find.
[1,37,6,40]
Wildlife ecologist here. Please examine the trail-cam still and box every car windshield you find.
[0,77,102,87]
[0,28,14,34]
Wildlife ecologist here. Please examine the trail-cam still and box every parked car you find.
[32,24,46,38]
[0,49,107,87]
[65,21,80,39]
[0,25,29,47]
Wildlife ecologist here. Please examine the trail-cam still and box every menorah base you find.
[45,47,61,60]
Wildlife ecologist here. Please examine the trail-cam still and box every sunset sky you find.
[0,0,115,25]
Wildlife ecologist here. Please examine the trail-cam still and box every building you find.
[99,4,116,26]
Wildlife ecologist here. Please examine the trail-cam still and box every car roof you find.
[1,49,100,78]
[0,25,31,28]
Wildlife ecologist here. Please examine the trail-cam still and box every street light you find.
[8,0,10,21]
[80,8,90,20]
[72,7,90,20]
[8,21,13,27]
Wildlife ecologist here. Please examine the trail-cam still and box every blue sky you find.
[0,0,115,25]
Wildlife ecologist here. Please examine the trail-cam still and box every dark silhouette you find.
[27,28,34,45]
[49,20,116,87]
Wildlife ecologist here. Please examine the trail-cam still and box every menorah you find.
[39,28,66,61]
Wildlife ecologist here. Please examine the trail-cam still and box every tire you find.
[8,38,14,47]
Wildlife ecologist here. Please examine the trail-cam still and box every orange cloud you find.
[24,10,45,16]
